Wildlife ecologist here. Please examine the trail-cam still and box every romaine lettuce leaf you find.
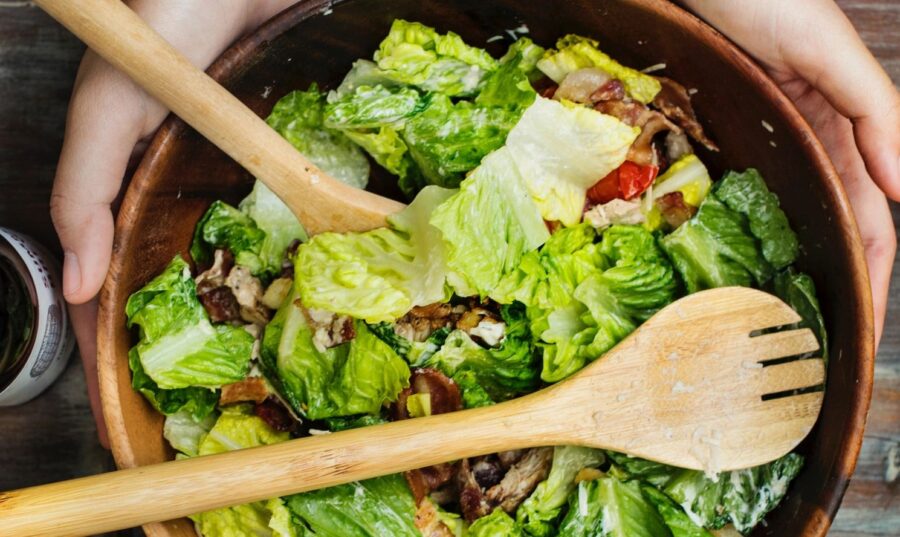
[260,291,410,420]
[772,269,828,361]
[558,477,670,537]
[286,474,419,537]
[470,508,524,537]
[324,85,425,130]
[190,200,267,274]
[424,303,539,401]
[608,451,804,534]
[403,93,521,188]
[163,409,218,457]
[330,59,405,101]
[295,186,454,322]
[430,148,550,296]
[641,485,713,537]
[537,35,661,103]
[451,369,495,408]
[239,181,308,272]
[267,84,370,188]
[198,404,290,456]
[660,196,772,292]
[475,38,543,111]
[518,446,606,536]
[651,154,712,208]
[342,127,426,197]
[714,169,798,270]
[504,97,638,225]
[189,406,293,537]
[373,19,497,97]
[192,499,298,537]
[126,256,254,390]
[128,348,219,420]
[496,224,674,382]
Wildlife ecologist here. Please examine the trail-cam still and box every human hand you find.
[50,0,297,447]
[680,0,899,346]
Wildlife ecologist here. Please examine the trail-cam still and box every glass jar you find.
[0,227,74,405]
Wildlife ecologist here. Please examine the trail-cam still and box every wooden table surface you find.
[0,2,896,536]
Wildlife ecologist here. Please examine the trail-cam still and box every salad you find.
[125,20,829,537]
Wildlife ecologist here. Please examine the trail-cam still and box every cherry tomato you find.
[618,161,659,200]
[586,162,659,205]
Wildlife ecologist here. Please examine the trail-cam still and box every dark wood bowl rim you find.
[97,1,875,536]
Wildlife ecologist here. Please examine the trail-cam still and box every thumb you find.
[51,55,148,304]
[784,1,900,200]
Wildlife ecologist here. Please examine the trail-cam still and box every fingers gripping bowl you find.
[98,1,873,536]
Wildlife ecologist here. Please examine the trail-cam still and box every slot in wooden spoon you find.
[34,0,405,236]
[0,287,825,537]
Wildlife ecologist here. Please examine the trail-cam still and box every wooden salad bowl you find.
[96,1,875,535]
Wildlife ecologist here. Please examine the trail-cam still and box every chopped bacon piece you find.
[406,463,456,505]
[657,191,698,229]
[198,286,241,323]
[220,377,269,406]
[392,368,462,421]
[554,68,612,104]
[254,397,301,434]
[595,99,681,166]
[652,76,718,151]
[590,79,626,103]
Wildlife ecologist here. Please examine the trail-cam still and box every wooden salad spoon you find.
[0,287,825,536]
[34,0,405,236]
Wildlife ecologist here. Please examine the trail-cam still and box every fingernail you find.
[63,250,82,299]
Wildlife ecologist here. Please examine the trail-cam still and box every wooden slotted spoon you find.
[0,287,824,536]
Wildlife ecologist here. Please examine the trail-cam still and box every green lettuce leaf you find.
[499,225,675,382]
[373,19,497,97]
[558,477,670,537]
[267,84,370,188]
[239,181,308,269]
[190,201,267,274]
[324,85,425,130]
[470,508,524,537]
[295,186,454,322]
[537,35,661,103]
[128,348,219,420]
[430,147,550,296]
[660,196,772,293]
[609,451,804,534]
[163,409,218,457]
[772,269,828,361]
[126,256,254,390]
[451,369,495,408]
[714,169,798,269]
[330,59,405,100]
[189,406,293,537]
[342,127,426,198]
[475,38,543,110]
[403,93,521,188]
[641,485,713,537]
[198,404,290,455]
[324,413,388,432]
[286,474,419,537]
[260,291,409,420]
[424,303,539,401]
[191,499,298,537]
[504,97,638,225]
[518,446,606,536]
[651,154,712,208]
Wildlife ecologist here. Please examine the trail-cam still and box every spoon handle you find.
[0,395,562,537]
[34,0,404,235]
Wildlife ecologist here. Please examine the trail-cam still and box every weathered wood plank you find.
[0,2,895,537]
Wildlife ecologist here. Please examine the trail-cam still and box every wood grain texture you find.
[0,1,894,536]
[0,288,826,537]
